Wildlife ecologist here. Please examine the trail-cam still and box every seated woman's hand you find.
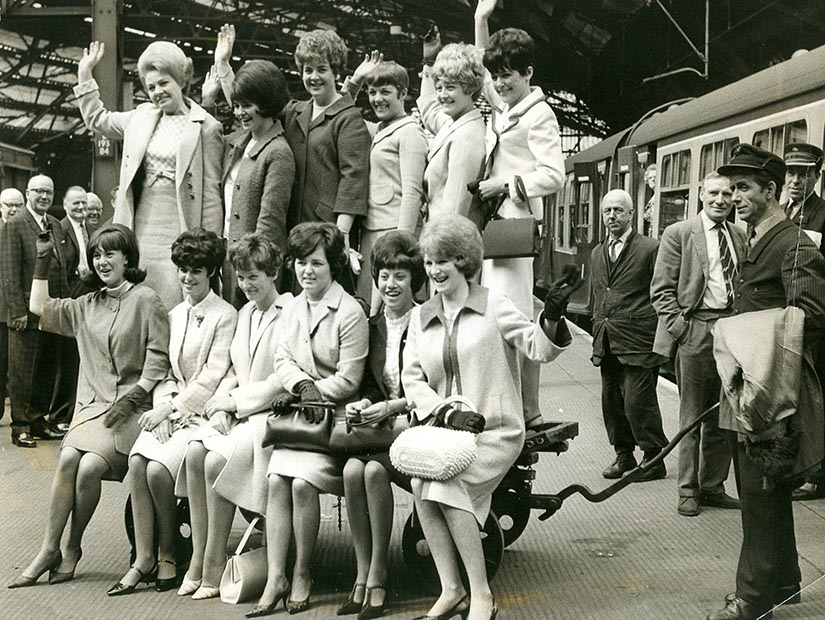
[358,402,388,424]
[345,398,372,420]
[271,393,299,415]
[445,408,486,434]
[205,393,236,418]
[138,403,173,432]
[210,410,235,435]
[152,418,174,444]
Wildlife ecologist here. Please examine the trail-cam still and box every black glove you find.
[543,265,583,322]
[444,407,486,434]
[296,380,328,423]
[271,393,299,416]
[422,25,442,66]
[104,385,149,429]
[33,227,54,280]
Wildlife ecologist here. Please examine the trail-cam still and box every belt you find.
[691,308,732,322]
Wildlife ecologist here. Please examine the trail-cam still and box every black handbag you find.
[482,216,540,259]
[329,408,411,455]
[262,402,334,453]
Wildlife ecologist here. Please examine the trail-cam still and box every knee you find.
[186,442,207,471]
[410,478,423,496]
[364,461,389,486]
[268,474,289,499]
[204,451,226,483]
[57,447,82,473]
[291,478,317,504]
[76,453,107,485]
[146,461,172,489]
[343,459,365,484]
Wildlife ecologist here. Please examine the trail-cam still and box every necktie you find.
[609,238,620,262]
[81,223,89,244]
[716,223,736,306]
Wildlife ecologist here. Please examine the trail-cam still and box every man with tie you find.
[706,144,825,620]
[60,186,92,297]
[0,174,69,447]
[651,172,745,517]
[0,187,25,423]
[590,189,669,482]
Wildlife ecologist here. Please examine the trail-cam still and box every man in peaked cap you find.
[705,144,825,620]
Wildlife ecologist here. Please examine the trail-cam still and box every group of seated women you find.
[8,213,573,620]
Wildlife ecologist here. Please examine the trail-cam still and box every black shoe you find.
[412,595,470,620]
[107,564,153,596]
[337,583,366,615]
[154,559,177,592]
[31,425,66,440]
[49,547,82,585]
[708,596,771,620]
[12,433,37,448]
[631,458,667,482]
[700,492,741,509]
[726,588,801,608]
[602,452,637,479]
[791,482,825,501]
[358,584,386,620]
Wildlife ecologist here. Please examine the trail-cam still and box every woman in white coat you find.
[176,233,293,600]
[401,215,574,620]
[108,228,236,596]
[74,41,224,310]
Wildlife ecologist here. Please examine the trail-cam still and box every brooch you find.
[195,313,205,327]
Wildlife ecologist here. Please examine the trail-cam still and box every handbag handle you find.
[429,395,478,421]
[233,516,261,556]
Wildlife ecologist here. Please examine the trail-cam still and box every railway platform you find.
[1,325,824,620]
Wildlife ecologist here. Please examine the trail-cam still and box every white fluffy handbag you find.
[389,396,479,481]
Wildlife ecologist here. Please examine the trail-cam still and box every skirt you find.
[63,415,128,482]
[267,448,344,496]
[130,420,202,479]
[348,451,412,493]
[135,179,182,311]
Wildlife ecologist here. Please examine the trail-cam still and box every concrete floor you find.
[1,326,824,620]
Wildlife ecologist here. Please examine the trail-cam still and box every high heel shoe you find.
[191,584,221,600]
[177,576,201,596]
[286,579,313,614]
[8,550,62,589]
[358,584,387,620]
[245,582,290,618]
[411,594,470,620]
[107,564,154,596]
[155,559,178,592]
[49,548,82,585]
[337,583,366,615]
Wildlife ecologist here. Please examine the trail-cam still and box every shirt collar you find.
[750,212,786,247]
[609,226,633,244]
[26,205,45,226]
[419,282,488,328]
[700,210,726,231]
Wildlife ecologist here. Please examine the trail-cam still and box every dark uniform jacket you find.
[723,218,825,478]
[782,191,825,255]
[590,231,660,366]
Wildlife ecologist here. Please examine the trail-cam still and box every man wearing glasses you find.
[0,187,25,423]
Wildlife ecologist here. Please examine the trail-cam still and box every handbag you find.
[482,216,540,259]
[219,517,267,604]
[389,396,479,481]
[262,402,334,453]
[329,406,411,454]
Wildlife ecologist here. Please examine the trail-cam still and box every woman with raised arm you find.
[402,214,576,620]
[8,225,169,589]
[74,41,224,310]
[106,228,236,596]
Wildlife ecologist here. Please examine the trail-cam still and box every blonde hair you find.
[137,41,194,90]
[419,214,483,279]
[294,29,348,74]
[431,43,485,98]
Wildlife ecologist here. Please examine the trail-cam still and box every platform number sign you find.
[96,135,113,158]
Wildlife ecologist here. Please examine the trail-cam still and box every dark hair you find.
[483,28,535,76]
[371,230,426,291]
[82,224,146,288]
[232,60,290,119]
[748,170,784,200]
[228,232,283,277]
[365,61,409,93]
[171,228,225,275]
[287,222,347,280]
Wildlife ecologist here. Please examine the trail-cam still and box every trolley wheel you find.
[491,486,531,547]
[401,509,506,582]
[124,495,193,569]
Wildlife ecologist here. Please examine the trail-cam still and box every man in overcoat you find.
[651,172,744,516]
[706,144,825,620]
[0,187,24,422]
[590,189,668,481]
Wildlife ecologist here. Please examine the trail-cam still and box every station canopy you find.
[1,0,825,154]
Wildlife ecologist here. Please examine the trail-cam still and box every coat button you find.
[190,194,195,199]
[234,213,240,219]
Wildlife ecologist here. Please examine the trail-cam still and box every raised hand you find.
[352,50,384,83]
[543,265,583,322]
[214,23,236,68]
[78,41,105,82]
[201,65,221,107]
[475,0,499,22]
[422,25,443,66]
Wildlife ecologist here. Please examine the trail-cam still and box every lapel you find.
[742,219,793,265]
[222,129,252,185]
[175,99,207,189]
[248,120,285,158]
[608,231,636,282]
[495,88,546,136]
[372,115,416,147]
[427,108,483,163]
[22,208,42,238]
[131,104,162,168]
[418,282,488,328]
[250,292,291,361]
[369,312,388,389]
[295,99,313,138]
[167,301,189,381]
[307,281,345,335]
[689,215,710,279]
[308,93,356,131]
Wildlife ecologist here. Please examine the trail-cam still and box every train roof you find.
[567,43,825,167]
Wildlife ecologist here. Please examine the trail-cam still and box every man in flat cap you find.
[706,144,825,620]
[783,142,825,501]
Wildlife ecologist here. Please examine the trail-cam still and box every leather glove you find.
[296,380,328,423]
[422,25,442,66]
[104,385,149,429]
[445,408,486,434]
[33,227,55,280]
[271,393,299,416]
[543,265,583,322]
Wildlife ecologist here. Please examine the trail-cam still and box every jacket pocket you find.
[369,183,395,206]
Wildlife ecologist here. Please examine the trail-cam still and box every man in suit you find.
[590,189,669,481]
[0,174,69,447]
[651,172,744,517]
[706,144,825,620]
[0,187,25,422]
[781,143,825,501]
[60,185,92,297]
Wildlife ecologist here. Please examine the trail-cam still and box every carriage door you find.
[570,162,598,311]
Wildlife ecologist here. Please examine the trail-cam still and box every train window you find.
[577,182,592,243]
[753,120,807,156]
[700,138,740,178]
[660,150,691,189]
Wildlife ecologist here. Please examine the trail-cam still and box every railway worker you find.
[590,189,669,482]
[707,144,825,620]
[650,171,745,517]
[782,143,825,502]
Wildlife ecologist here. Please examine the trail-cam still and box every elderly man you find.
[85,191,103,228]
[0,175,68,447]
[60,186,92,297]
[590,189,668,481]
[706,144,825,620]
[651,172,745,516]
[0,187,25,421]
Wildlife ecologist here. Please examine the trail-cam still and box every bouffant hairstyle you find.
[171,228,225,275]
[232,60,291,119]
[294,29,348,75]
[483,28,535,77]
[371,230,426,291]
[228,232,283,278]
[137,41,194,90]
[287,222,348,280]
[82,224,146,288]
[431,43,485,98]
[365,60,409,93]
[419,214,483,279]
